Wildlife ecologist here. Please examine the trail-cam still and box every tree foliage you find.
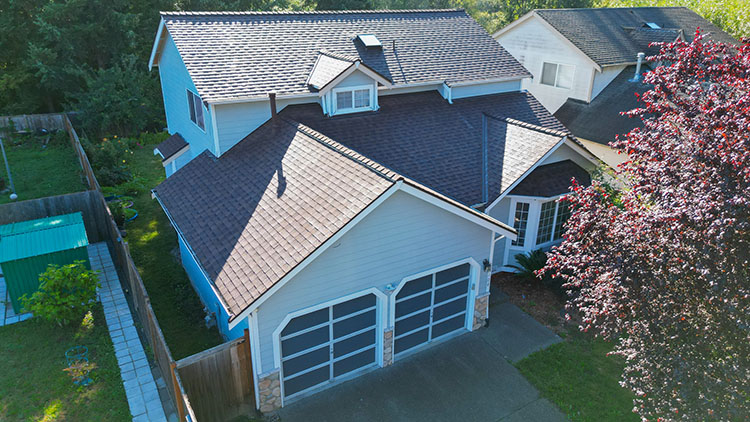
[542,34,750,420]
[22,261,100,326]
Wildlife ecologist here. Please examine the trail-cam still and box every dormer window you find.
[332,85,374,115]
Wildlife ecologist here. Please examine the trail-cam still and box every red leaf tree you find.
[543,33,750,421]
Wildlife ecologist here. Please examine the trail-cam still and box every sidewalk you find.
[89,242,168,422]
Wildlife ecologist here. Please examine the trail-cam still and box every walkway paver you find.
[88,242,168,422]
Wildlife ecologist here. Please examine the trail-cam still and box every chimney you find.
[631,52,646,82]
[268,92,277,118]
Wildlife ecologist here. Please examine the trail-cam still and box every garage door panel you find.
[283,346,329,378]
[333,329,375,358]
[282,308,329,337]
[433,297,467,321]
[435,263,470,285]
[395,292,431,318]
[432,314,466,339]
[333,347,376,377]
[284,365,330,397]
[434,279,469,304]
[394,328,429,354]
[396,275,432,299]
[395,310,430,335]
[333,309,376,338]
[333,294,376,319]
[281,326,329,357]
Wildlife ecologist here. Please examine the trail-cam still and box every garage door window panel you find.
[395,292,431,318]
[433,297,467,321]
[395,310,430,335]
[432,314,466,338]
[394,328,429,354]
[281,326,329,357]
[333,329,375,358]
[435,263,470,285]
[334,348,376,377]
[396,275,432,299]
[333,308,376,338]
[434,279,469,303]
[282,346,330,378]
[282,308,329,336]
[283,366,330,397]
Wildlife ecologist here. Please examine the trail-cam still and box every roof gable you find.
[153,9,530,103]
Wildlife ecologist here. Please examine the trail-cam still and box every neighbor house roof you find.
[153,133,189,161]
[509,159,591,197]
[153,9,531,103]
[554,65,649,145]
[153,115,515,317]
[533,7,736,67]
[282,90,568,206]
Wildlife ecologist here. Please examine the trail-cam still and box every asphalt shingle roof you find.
[154,133,188,161]
[535,7,736,67]
[307,51,358,89]
[159,10,531,103]
[554,65,649,145]
[510,159,591,197]
[282,91,568,206]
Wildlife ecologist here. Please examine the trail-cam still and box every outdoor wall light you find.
[483,259,491,272]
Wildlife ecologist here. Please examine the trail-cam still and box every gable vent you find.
[357,34,382,48]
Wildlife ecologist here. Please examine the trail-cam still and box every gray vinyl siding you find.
[256,190,493,374]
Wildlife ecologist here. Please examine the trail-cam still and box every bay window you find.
[511,202,530,247]
[536,199,571,245]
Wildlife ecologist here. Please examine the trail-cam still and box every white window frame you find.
[540,62,575,89]
[186,89,205,131]
[331,84,375,115]
[534,197,570,248]
[510,200,531,247]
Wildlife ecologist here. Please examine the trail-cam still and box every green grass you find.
[0,304,130,421]
[115,134,222,359]
[0,132,88,205]
[516,331,639,422]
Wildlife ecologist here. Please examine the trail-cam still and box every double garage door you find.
[279,293,378,399]
[277,262,473,401]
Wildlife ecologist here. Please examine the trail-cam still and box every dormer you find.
[307,50,392,116]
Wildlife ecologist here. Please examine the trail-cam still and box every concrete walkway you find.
[277,297,564,422]
[88,243,168,422]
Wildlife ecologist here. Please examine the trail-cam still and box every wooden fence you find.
[176,331,255,422]
[0,113,66,132]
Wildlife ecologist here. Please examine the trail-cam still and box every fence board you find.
[0,113,66,132]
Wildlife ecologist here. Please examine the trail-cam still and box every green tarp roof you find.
[0,213,89,263]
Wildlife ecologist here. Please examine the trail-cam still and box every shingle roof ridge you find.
[534,6,687,12]
[318,50,358,63]
[280,118,401,182]
[486,114,571,138]
[161,9,464,16]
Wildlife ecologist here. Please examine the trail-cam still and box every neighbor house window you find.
[333,85,373,114]
[187,89,205,130]
[511,202,530,247]
[536,199,571,245]
[540,62,575,89]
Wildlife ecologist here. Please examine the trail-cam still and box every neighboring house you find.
[147,9,599,412]
[492,7,735,165]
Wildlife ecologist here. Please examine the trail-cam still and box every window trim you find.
[539,61,575,89]
[186,89,206,132]
[331,84,375,115]
[534,197,570,248]
[510,201,531,247]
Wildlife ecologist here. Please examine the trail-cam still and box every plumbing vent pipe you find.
[631,52,646,82]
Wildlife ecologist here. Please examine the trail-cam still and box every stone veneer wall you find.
[383,328,394,366]
[258,370,282,413]
[472,294,489,330]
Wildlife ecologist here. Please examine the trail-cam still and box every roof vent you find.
[357,34,382,48]
[645,22,661,29]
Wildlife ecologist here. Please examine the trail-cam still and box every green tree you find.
[22,261,100,326]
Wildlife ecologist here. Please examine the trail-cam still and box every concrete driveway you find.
[277,293,565,422]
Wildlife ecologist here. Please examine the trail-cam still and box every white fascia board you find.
[446,76,527,87]
[227,181,403,329]
[148,18,166,70]
[492,10,536,39]
[398,183,516,240]
[158,145,190,168]
[485,136,568,214]
[565,137,604,168]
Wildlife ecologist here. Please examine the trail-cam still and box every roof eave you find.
[148,17,166,70]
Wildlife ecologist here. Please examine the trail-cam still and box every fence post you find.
[243,328,255,407]
[171,361,186,421]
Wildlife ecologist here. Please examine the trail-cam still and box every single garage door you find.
[394,262,472,357]
[279,293,378,400]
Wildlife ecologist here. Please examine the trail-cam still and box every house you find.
[492,7,736,165]
[147,9,599,412]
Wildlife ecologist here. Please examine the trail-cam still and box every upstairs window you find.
[511,202,530,247]
[187,89,205,131]
[333,85,373,115]
[536,199,571,245]
[540,62,575,89]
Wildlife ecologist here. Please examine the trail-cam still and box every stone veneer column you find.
[472,294,490,331]
[382,328,394,366]
[258,370,282,413]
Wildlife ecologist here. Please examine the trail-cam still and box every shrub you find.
[21,261,100,326]
[82,137,131,186]
[510,249,548,281]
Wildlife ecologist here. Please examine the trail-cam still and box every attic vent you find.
[357,34,382,48]
[645,22,661,29]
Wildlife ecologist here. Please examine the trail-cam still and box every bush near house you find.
[22,261,100,326]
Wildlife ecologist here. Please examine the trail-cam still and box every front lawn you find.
[0,304,130,421]
[0,131,87,205]
[114,134,222,359]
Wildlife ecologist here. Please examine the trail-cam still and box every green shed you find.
[0,213,90,313]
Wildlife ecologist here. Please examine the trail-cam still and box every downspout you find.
[481,114,489,205]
